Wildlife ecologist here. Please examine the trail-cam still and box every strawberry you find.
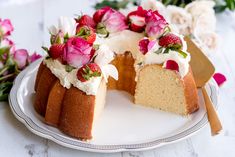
[48,44,64,59]
[164,60,179,72]
[93,7,111,23]
[129,22,145,32]
[159,33,183,49]
[77,63,101,82]
[127,6,147,32]
[76,15,96,29]
[76,26,96,44]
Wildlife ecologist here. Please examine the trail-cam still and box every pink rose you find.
[63,37,92,68]
[138,38,156,55]
[145,10,168,38]
[94,7,128,35]
[0,38,14,48]
[13,49,29,69]
[28,52,42,63]
[93,7,112,23]
[0,38,15,54]
[0,19,14,37]
[127,6,147,32]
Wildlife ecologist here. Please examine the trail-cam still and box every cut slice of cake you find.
[135,65,198,115]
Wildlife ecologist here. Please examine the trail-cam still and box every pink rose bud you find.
[213,73,226,86]
[95,7,128,35]
[28,52,42,63]
[0,19,14,37]
[127,6,147,32]
[145,10,168,38]
[164,60,179,72]
[138,38,156,55]
[0,38,15,55]
[63,37,92,68]
[14,49,29,69]
[0,38,14,48]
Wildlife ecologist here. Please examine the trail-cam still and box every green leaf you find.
[65,65,74,72]
[0,81,13,102]
[42,46,49,52]
[214,5,227,13]
[93,44,100,51]
[163,47,170,54]
[154,47,163,54]
[0,47,10,55]
[94,0,131,10]
[177,49,188,58]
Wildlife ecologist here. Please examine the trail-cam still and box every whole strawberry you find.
[76,26,96,44]
[159,33,183,49]
[76,15,96,29]
[48,44,64,59]
[77,63,101,82]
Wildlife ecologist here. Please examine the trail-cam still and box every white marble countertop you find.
[0,0,235,156]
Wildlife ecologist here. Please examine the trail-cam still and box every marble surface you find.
[0,0,235,156]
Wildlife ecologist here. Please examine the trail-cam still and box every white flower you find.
[166,5,192,35]
[49,16,77,37]
[185,0,216,32]
[94,44,118,82]
[141,0,166,16]
[194,31,218,53]
[185,0,215,17]
[100,64,118,82]
[95,44,114,66]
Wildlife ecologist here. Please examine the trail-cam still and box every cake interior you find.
[134,64,188,115]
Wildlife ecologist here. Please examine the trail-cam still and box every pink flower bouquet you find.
[0,18,42,101]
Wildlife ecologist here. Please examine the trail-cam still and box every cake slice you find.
[134,65,198,115]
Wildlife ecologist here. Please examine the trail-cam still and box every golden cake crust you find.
[34,63,96,140]
[183,68,199,114]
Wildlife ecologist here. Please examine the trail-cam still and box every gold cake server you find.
[185,36,222,135]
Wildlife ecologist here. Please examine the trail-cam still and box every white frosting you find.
[44,28,190,95]
[144,34,190,77]
[44,59,102,95]
[95,30,144,57]
[95,30,190,78]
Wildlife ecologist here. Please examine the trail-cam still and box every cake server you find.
[185,36,222,135]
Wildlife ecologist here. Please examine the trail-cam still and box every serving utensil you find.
[185,37,222,135]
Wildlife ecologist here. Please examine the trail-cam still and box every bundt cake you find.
[34,6,199,140]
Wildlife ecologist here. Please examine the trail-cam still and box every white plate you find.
[9,59,218,153]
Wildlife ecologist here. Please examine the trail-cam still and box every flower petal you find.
[213,73,226,86]
[14,49,29,69]
[28,52,42,63]
[100,64,118,82]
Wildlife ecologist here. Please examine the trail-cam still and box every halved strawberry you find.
[164,60,179,72]
[127,6,147,32]
[48,44,64,59]
[76,15,96,29]
[77,63,101,82]
[76,26,96,44]
[159,33,183,49]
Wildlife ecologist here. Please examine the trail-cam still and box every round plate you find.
[9,59,218,153]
